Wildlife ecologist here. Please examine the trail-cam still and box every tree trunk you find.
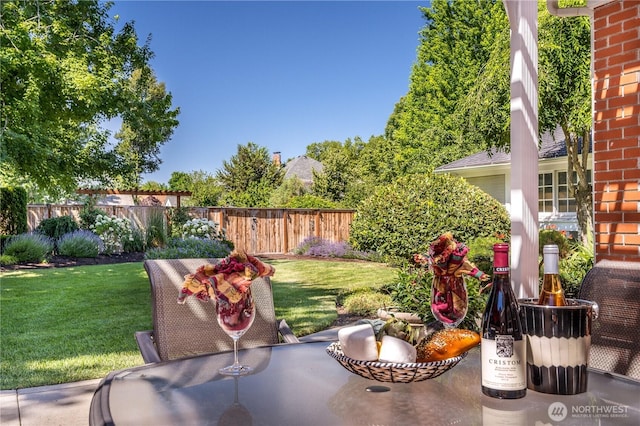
[562,127,593,248]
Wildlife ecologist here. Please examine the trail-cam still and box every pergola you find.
[76,189,192,208]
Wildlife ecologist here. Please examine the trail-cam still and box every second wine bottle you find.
[480,243,526,399]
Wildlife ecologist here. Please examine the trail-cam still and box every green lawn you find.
[0,259,396,389]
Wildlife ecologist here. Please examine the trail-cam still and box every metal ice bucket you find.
[518,298,599,395]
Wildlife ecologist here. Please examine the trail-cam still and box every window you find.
[539,170,591,214]
[538,173,553,213]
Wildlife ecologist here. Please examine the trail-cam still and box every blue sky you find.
[109,1,429,184]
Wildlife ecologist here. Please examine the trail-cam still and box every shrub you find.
[90,214,134,254]
[145,237,233,259]
[466,234,507,280]
[539,228,571,259]
[167,207,191,237]
[181,218,227,241]
[79,196,104,230]
[3,233,54,263]
[145,208,168,249]
[0,186,28,236]
[36,216,79,243]
[124,227,145,253]
[57,230,104,258]
[380,262,487,332]
[293,236,376,260]
[0,254,18,266]
[350,173,511,259]
[341,290,393,316]
[559,243,594,298]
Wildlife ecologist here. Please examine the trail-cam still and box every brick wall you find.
[592,0,640,262]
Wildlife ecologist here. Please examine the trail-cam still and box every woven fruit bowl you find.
[326,341,467,383]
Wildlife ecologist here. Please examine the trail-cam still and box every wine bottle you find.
[481,243,526,399]
[537,244,567,306]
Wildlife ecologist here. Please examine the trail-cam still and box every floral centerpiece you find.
[414,233,488,328]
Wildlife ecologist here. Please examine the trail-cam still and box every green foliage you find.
[0,186,27,235]
[311,138,365,205]
[144,237,233,259]
[380,263,487,332]
[342,290,393,316]
[539,229,571,258]
[124,227,145,253]
[216,143,282,207]
[0,254,18,266]
[167,206,191,237]
[1,0,178,197]
[35,216,79,243]
[57,230,103,258]
[384,0,507,173]
[145,207,168,249]
[79,196,104,230]
[286,194,337,209]
[114,68,180,188]
[350,173,511,259]
[3,233,53,263]
[380,265,434,321]
[269,177,307,207]
[559,242,594,298]
[466,235,507,279]
[185,170,223,207]
[90,215,134,254]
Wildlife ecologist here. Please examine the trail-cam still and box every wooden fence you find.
[27,205,356,254]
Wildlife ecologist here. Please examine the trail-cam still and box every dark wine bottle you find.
[481,243,526,399]
[537,244,567,306]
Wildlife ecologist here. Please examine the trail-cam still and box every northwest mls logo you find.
[548,402,568,421]
[549,402,630,421]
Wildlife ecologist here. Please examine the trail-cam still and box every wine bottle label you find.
[481,336,526,391]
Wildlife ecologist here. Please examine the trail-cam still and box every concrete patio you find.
[0,379,100,426]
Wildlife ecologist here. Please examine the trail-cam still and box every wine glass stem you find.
[232,337,240,368]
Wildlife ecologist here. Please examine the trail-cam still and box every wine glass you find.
[430,274,468,328]
[215,288,256,375]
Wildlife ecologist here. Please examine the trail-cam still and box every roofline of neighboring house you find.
[435,154,575,175]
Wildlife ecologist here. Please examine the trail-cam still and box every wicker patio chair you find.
[135,258,300,363]
[578,259,640,381]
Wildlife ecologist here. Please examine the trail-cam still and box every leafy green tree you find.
[384,0,507,173]
[216,142,282,207]
[188,171,223,207]
[269,177,307,207]
[538,7,592,247]
[310,138,365,207]
[140,181,168,191]
[115,68,180,188]
[168,171,193,192]
[456,2,593,245]
[0,0,178,196]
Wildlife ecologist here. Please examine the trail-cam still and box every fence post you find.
[283,209,289,254]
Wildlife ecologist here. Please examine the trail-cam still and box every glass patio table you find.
[90,341,640,426]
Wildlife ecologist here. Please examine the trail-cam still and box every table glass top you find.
[99,342,640,426]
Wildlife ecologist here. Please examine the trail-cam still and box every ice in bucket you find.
[518,298,598,395]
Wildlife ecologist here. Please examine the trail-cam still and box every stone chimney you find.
[272,151,282,167]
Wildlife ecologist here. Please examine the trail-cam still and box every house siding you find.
[593,0,640,262]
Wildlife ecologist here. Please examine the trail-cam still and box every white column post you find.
[504,0,539,298]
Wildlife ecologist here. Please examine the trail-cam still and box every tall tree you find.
[457,2,593,245]
[384,0,507,173]
[310,138,365,207]
[115,68,180,188]
[216,142,282,207]
[0,0,178,196]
